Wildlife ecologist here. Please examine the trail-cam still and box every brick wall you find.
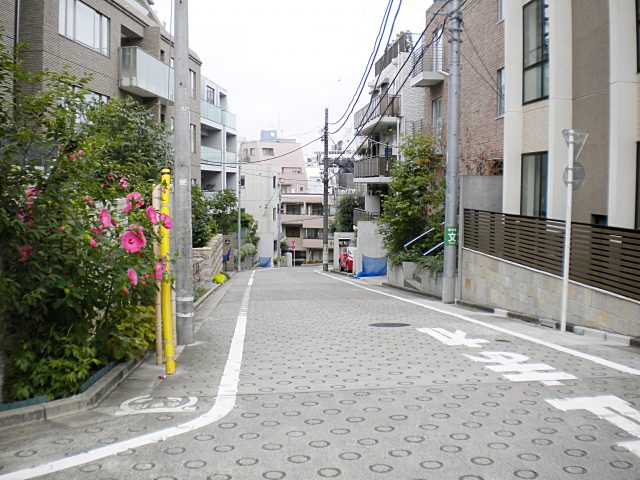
[422,1,504,174]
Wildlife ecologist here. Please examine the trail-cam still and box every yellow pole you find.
[160,168,176,374]
[153,186,163,365]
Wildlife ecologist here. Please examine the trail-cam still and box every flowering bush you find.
[0,39,172,401]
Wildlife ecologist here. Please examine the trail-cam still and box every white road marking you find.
[417,327,489,347]
[114,395,198,416]
[547,395,640,457]
[0,272,256,480]
[316,271,640,376]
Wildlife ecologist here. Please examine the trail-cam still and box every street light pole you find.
[237,151,243,273]
[560,131,575,333]
[322,107,329,272]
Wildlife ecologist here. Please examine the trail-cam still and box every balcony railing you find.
[409,47,446,87]
[354,94,400,131]
[201,146,222,165]
[353,208,380,226]
[354,156,395,178]
[200,100,237,129]
[119,47,174,103]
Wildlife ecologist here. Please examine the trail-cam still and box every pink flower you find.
[160,213,173,229]
[89,238,98,248]
[119,177,128,189]
[59,226,65,233]
[122,288,130,295]
[85,195,95,207]
[69,154,76,161]
[155,263,164,281]
[121,229,147,253]
[146,206,159,224]
[122,199,132,214]
[77,150,85,156]
[25,187,41,196]
[91,227,103,235]
[127,268,138,286]
[19,245,32,262]
[99,208,112,228]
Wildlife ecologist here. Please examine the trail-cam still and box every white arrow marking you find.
[417,327,489,348]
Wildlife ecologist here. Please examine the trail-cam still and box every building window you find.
[262,147,274,156]
[432,98,442,137]
[285,204,302,215]
[308,204,323,216]
[273,176,277,188]
[240,176,245,188]
[637,0,640,72]
[498,0,504,21]
[273,207,276,221]
[189,124,196,153]
[170,117,174,131]
[523,0,549,104]
[305,228,322,240]
[189,69,196,98]
[58,0,109,56]
[249,148,256,156]
[206,86,215,104]
[497,68,505,116]
[520,152,548,217]
[285,226,300,237]
[636,143,640,228]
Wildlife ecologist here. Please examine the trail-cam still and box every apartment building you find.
[280,193,333,264]
[353,31,425,218]
[200,76,238,195]
[411,0,505,175]
[4,0,208,185]
[502,0,639,228]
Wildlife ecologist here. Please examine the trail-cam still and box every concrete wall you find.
[461,248,640,337]
[387,262,443,298]
[354,221,386,275]
[332,232,354,271]
[192,234,224,288]
[461,175,503,212]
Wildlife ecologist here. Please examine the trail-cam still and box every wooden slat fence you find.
[464,209,640,301]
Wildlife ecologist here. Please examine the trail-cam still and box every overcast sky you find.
[152,0,430,154]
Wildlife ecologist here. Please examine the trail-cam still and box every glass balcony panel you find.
[201,146,222,165]
[223,110,236,129]
[120,47,174,103]
[201,100,223,124]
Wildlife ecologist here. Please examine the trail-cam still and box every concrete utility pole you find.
[172,0,194,344]
[442,0,462,304]
[277,181,282,268]
[237,151,243,273]
[322,108,329,272]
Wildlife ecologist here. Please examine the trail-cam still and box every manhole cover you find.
[495,339,511,343]
[369,323,411,328]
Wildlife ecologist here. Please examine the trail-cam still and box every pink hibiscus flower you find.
[99,208,112,228]
[146,206,159,224]
[160,213,173,229]
[19,245,32,262]
[89,238,98,248]
[127,268,138,286]
[121,229,147,253]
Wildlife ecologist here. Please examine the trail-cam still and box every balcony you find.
[119,47,174,103]
[354,94,400,136]
[353,156,395,180]
[201,146,222,166]
[200,100,237,130]
[410,48,446,87]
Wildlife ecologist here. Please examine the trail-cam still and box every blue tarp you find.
[258,256,272,268]
[355,255,387,278]
[222,248,231,263]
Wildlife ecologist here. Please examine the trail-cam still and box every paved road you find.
[1,267,640,479]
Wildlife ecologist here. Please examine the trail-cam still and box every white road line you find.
[1,272,255,480]
[316,271,640,376]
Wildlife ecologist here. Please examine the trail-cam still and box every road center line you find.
[1,272,255,480]
[316,271,640,376]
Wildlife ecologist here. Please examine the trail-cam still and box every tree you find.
[331,192,364,233]
[378,134,445,266]
[192,185,216,247]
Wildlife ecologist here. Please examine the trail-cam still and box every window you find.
[189,124,196,153]
[498,0,504,21]
[273,176,277,188]
[189,69,196,98]
[59,0,109,55]
[637,0,640,71]
[636,143,640,228]
[170,117,174,131]
[432,98,442,137]
[285,204,302,215]
[206,86,215,104]
[240,176,245,188]
[520,152,548,217]
[262,147,274,156]
[160,49,165,61]
[285,226,301,237]
[249,148,256,156]
[273,207,276,221]
[170,57,175,68]
[523,0,549,103]
[305,228,322,239]
[308,204,323,216]
[497,68,505,116]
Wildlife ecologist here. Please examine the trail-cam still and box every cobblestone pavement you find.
[1,267,640,479]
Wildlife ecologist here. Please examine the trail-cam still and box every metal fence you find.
[464,209,640,301]
[353,156,395,178]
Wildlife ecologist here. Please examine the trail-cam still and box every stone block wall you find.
[461,248,640,337]
[192,234,224,288]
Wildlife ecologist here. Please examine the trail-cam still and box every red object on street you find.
[158,374,167,379]
[339,247,354,273]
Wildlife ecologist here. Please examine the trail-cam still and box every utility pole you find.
[237,151,243,273]
[322,108,329,272]
[172,0,194,344]
[277,181,282,268]
[442,0,462,304]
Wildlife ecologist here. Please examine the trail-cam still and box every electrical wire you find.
[329,0,395,126]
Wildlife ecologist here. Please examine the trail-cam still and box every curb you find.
[0,355,145,431]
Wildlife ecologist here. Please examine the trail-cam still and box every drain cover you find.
[495,339,511,343]
[369,323,411,328]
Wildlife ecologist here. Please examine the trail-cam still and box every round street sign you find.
[563,162,585,190]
